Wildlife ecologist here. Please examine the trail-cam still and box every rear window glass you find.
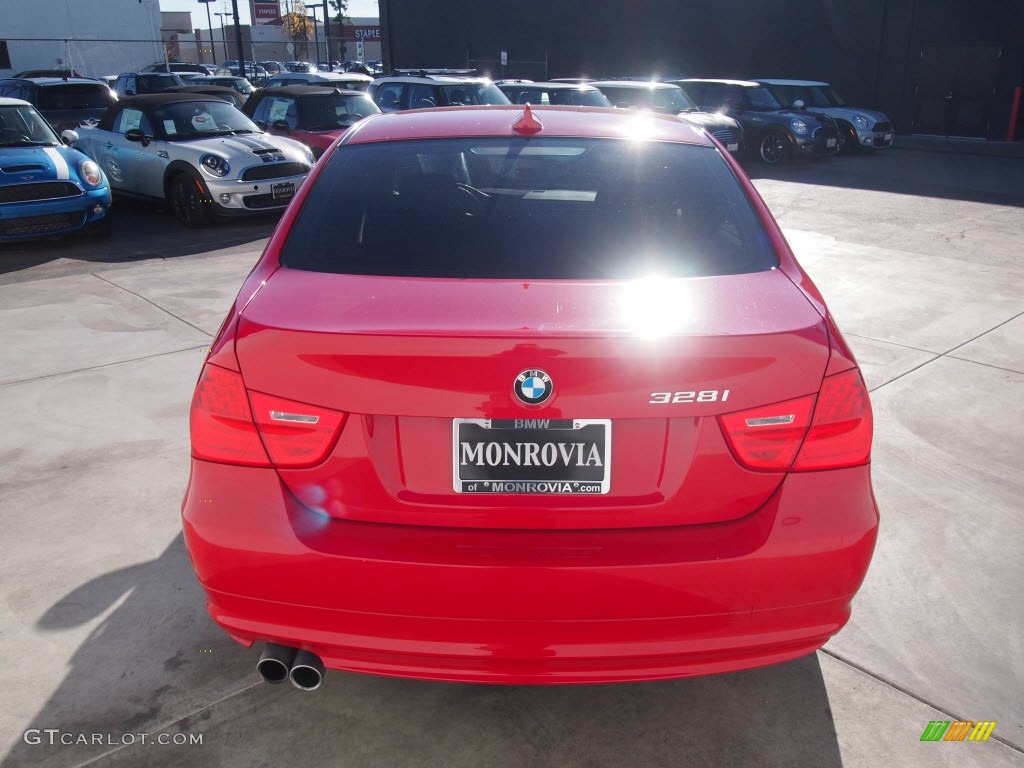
[37,85,116,110]
[280,137,776,279]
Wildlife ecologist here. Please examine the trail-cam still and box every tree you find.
[281,0,315,61]
[329,0,350,60]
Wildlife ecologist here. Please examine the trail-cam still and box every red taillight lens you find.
[190,363,270,466]
[248,390,347,468]
[718,368,872,473]
[718,394,817,471]
[792,368,872,470]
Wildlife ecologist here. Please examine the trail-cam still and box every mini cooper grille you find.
[711,128,738,145]
[873,121,892,133]
[0,212,83,236]
[0,181,82,204]
[240,162,308,182]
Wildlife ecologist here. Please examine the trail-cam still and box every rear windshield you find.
[437,84,509,106]
[598,86,694,114]
[136,74,185,93]
[299,94,379,129]
[280,137,776,279]
[507,88,611,107]
[38,84,116,110]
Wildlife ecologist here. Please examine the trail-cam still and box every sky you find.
[161,0,379,31]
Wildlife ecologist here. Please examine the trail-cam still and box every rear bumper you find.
[182,461,878,683]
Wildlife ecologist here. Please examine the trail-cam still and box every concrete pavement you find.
[1,147,1021,767]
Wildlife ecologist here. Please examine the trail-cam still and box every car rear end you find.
[182,107,878,684]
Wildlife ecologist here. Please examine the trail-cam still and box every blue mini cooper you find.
[0,97,111,239]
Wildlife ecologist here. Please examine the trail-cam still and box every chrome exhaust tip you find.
[289,649,325,691]
[256,643,296,685]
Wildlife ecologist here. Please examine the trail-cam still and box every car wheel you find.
[758,133,789,165]
[169,173,213,228]
[837,125,859,155]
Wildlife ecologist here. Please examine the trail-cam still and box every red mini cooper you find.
[183,105,878,689]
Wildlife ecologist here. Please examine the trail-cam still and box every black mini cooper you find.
[673,79,838,165]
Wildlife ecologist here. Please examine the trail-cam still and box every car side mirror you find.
[271,119,291,133]
[124,128,150,147]
[60,129,79,145]
[793,99,806,110]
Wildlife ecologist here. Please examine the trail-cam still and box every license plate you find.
[272,181,295,200]
[453,418,610,494]
[884,132,892,141]
[727,142,739,152]
[827,138,837,148]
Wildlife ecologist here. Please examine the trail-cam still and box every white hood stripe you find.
[42,148,71,180]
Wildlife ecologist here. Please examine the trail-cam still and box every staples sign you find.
[253,0,279,25]
[348,26,381,41]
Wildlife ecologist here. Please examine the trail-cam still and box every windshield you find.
[438,84,510,106]
[0,105,61,146]
[136,74,186,93]
[746,87,783,111]
[280,137,776,279]
[816,86,845,107]
[596,85,694,114]
[299,94,380,130]
[37,84,117,111]
[151,100,260,140]
[652,87,696,112]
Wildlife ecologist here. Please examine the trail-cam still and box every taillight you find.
[718,394,816,471]
[248,390,347,468]
[190,364,347,468]
[718,368,872,472]
[792,368,872,470]
[190,363,270,466]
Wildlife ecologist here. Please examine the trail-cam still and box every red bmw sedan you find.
[182,105,878,688]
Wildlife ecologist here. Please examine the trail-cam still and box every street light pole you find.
[214,12,228,63]
[305,5,320,66]
[230,0,245,78]
[198,0,215,66]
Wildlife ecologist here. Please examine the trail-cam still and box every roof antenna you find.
[512,103,542,135]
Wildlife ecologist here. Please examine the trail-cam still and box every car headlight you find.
[853,114,869,129]
[790,119,809,135]
[79,159,103,187]
[200,154,231,177]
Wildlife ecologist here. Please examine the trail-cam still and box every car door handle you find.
[103,142,114,149]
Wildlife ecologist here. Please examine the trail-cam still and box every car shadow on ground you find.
[4,534,845,768]
[0,198,277,277]
[742,149,1024,208]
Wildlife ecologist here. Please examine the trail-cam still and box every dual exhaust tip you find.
[257,644,324,691]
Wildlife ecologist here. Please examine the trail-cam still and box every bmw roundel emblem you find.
[514,369,553,405]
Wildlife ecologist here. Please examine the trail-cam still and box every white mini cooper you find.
[63,93,313,226]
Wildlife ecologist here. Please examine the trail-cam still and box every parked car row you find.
[1,66,893,240]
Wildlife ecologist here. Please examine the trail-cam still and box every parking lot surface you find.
[1,147,1021,767]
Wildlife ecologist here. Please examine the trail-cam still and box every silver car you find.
[755,79,893,153]
[64,93,313,227]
